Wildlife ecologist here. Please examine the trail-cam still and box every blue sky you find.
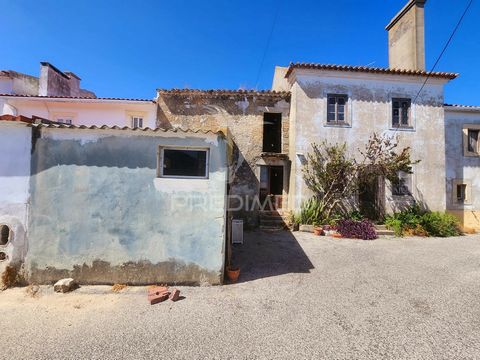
[1,0,478,104]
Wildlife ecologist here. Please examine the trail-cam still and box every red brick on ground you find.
[170,288,180,302]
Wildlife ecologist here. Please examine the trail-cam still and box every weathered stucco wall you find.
[157,93,290,227]
[288,70,447,214]
[445,108,480,230]
[27,127,228,285]
[0,122,31,275]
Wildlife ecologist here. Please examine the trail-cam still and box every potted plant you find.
[226,266,241,283]
[313,223,323,236]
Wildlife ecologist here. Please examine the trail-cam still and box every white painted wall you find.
[1,98,157,128]
[0,122,32,271]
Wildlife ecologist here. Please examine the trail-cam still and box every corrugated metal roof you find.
[284,63,459,80]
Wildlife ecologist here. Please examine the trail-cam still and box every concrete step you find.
[259,210,284,217]
[376,230,395,236]
[375,225,389,231]
[259,225,286,231]
[259,218,286,227]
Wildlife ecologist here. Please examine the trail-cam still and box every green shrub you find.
[296,197,324,225]
[385,217,403,236]
[420,212,461,237]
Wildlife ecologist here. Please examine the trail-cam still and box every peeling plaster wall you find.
[157,94,290,227]
[2,99,157,128]
[27,128,228,285]
[288,70,447,213]
[0,122,31,275]
[445,109,480,230]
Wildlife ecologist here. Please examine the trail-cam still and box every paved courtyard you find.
[2,231,480,359]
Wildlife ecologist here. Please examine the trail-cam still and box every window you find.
[392,171,412,196]
[467,129,479,154]
[327,94,348,124]
[158,148,209,178]
[262,113,282,153]
[392,98,411,127]
[456,184,467,203]
[131,116,144,128]
[452,179,471,205]
[56,118,73,125]
[0,225,11,245]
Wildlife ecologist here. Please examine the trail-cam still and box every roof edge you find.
[284,62,458,80]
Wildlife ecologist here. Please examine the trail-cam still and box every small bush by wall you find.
[337,219,378,240]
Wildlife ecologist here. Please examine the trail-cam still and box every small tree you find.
[302,133,419,220]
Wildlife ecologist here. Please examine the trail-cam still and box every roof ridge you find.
[284,62,458,79]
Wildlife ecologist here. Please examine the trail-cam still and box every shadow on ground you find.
[231,230,314,283]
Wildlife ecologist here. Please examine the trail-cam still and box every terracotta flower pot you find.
[226,266,240,283]
[332,233,343,238]
[313,227,323,236]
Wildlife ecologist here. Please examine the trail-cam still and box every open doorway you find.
[263,113,282,153]
[260,165,284,209]
[359,176,385,221]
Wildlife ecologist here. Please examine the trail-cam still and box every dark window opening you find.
[467,129,479,154]
[327,94,348,124]
[263,113,282,153]
[456,184,467,203]
[0,252,7,261]
[0,225,10,245]
[161,149,208,178]
[392,171,412,196]
[392,98,411,127]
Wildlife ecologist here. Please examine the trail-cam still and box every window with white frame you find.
[392,171,412,196]
[131,116,144,128]
[392,98,411,127]
[452,179,471,205]
[327,94,348,124]
[158,148,209,179]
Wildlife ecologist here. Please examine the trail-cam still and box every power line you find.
[254,1,282,89]
[412,0,474,105]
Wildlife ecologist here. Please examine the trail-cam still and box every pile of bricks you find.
[147,286,181,305]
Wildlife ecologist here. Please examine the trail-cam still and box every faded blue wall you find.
[27,128,227,285]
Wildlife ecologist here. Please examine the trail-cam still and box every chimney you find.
[64,72,81,97]
[386,0,426,70]
[38,62,73,97]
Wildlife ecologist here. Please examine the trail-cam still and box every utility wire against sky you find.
[254,0,282,89]
[390,0,474,136]
[412,0,474,105]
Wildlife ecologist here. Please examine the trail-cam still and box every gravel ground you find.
[1,231,480,360]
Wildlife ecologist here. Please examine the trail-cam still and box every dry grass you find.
[112,284,128,293]
[460,226,477,235]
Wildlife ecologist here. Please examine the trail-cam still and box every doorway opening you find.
[359,176,385,221]
[263,113,282,153]
[260,165,284,209]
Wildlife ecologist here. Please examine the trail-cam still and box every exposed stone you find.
[299,225,314,233]
[169,288,181,302]
[53,278,78,293]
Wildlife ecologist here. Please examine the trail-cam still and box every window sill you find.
[389,126,415,132]
[324,122,351,128]
[463,152,480,157]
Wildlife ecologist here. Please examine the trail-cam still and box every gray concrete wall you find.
[27,127,228,285]
[288,69,448,214]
